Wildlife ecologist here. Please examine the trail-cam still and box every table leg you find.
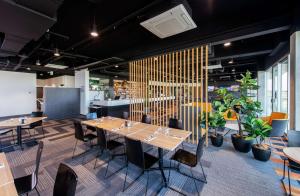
[16,126,23,150]
[158,147,167,187]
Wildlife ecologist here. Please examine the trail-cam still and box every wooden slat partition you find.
[129,45,209,144]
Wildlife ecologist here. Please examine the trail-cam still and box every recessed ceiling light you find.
[228,59,234,64]
[115,65,119,68]
[26,67,31,70]
[224,42,231,47]
[40,73,43,76]
[36,59,41,66]
[114,75,118,78]
[232,68,236,72]
[54,48,60,56]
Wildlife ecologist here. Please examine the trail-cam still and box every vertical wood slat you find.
[205,45,209,145]
[129,45,209,145]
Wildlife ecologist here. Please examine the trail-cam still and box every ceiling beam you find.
[209,50,272,61]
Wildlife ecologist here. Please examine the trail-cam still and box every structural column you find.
[75,69,89,115]
[289,2,300,129]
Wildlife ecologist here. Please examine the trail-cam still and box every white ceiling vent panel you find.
[140,4,197,39]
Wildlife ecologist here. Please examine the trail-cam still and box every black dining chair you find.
[22,111,45,139]
[86,112,97,132]
[168,118,184,149]
[14,141,44,196]
[281,130,300,195]
[123,137,159,195]
[0,128,15,152]
[141,114,151,124]
[53,163,78,196]
[94,128,125,178]
[168,135,207,195]
[72,121,97,162]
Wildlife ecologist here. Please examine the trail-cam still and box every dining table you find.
[82,116,193,190]
[0,117,47,150]
[0,153,17,196]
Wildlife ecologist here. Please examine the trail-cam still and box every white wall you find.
[75,69,89,115]
[37,75,75,88]
[0,71,36,117]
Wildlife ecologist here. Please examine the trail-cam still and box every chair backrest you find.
[125,137,145,169]
[73,121,84,141]
[123,112,129,120]
[30,111,43,127]
[168,118,183,129]
[86,112,97,120]
[34,141,44,183]
[97,128,107,149]
[288,130,300,147]
[269,119,288,137]
[196,135,205,163]
[53,163,78,196]
[141,114,151,124]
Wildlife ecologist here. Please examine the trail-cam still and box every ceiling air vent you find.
[140,4,197,39]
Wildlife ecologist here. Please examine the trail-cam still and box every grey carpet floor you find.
[3,119,285,196]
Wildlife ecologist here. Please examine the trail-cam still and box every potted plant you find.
[201,111,226,147]
[244,118,272,161]
[231,71,261,153]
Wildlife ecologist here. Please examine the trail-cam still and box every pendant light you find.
[54,48,60,56]
[36,59,41,66]
[90,14,99,37]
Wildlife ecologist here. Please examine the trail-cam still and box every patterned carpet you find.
[1,119,287,195]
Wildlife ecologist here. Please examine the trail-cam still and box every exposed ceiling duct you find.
[0,0,63,58]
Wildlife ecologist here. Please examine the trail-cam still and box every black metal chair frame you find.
[281,158,300,196]
[72,121,97,163]
[21,112,45,140]
[122,137,160,196]
[94,128,125,178]
[0,128,15,151]
[14,141,44,196]
[53,163,78,196]
[167,136,207,195]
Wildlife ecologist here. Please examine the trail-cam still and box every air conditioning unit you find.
[140,4,197,39]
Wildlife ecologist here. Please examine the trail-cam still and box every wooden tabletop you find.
[0,117,47,128]
[283,147,300,164]
[0,153,17,196]
[82,117,191,151]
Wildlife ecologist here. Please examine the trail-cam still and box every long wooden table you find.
[82,117,192,188]
[0,117,47,149]
[0,153,17,196]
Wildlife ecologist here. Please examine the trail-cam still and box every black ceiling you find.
[0,0,295,80]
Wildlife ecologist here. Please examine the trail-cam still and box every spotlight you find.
[26,67,31,70]
[232,68,236,72]
[224,42,231,47]
[115,65,119,68]
[90,17,99,37]
[54,48,60,56]
[114,75,118,78]
[36,59,41,66]
[228,59,234,64]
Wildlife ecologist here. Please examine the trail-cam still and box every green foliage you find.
[243,118,272,143]
[236,71,259,97]
[200,111,226,136]
[213,88,235,117]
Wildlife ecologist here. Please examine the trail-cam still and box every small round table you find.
[282,147,300,195]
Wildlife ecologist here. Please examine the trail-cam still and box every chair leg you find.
[145,171,149,196]
[281,159,286,180]
[190,167,199,196]
[199,161,207,183]
[280,136,286,146]
[42,126,45,138]
[168,160,171,182]
[11,130,15,144]
[104,155,112,178]
[72,140,78,159]
[123,163,129,192]
[94,148,104,169]
[35,187,40,196]
[288,165,291,195]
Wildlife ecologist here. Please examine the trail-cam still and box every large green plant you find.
[233,70,264,137]
[213,88,235,118]
[244,118,272,144]
[200,111,226,136]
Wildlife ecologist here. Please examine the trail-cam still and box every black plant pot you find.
[231,134,254,153]
[211,133,223,147]
[251,144,271,162]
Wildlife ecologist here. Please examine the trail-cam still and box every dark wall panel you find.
[44,88,80,120]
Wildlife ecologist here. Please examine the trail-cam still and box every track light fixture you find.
[54,48,60,56]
